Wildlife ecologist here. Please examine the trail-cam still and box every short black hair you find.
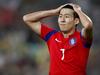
[62,5,79,19]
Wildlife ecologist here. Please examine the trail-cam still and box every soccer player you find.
[23,3,93,75]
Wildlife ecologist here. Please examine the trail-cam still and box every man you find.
[23,3,93,75]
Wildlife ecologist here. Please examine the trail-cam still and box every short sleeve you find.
[40,24,57,41]
[80,31,92,48]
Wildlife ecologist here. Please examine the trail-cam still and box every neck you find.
[61,27,76,38]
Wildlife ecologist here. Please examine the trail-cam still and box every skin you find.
[58,8,79,37]
[70,3,93,43]
[23,3,93,43]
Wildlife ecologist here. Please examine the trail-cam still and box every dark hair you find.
[62,5,79,19]
[61,5,80,27]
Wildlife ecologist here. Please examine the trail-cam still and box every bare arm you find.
[70,4,93,43]
[23,10,58,35]
[23,4,67,35]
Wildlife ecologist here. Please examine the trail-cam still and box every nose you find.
[61,17,65,22]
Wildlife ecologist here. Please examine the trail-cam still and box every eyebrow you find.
[59,14,72,16]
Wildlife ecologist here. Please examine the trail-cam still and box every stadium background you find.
[0,0,100,75]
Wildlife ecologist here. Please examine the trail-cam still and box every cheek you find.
[58,18,60,22]
[58,18,61,23]
[65,18,74,23]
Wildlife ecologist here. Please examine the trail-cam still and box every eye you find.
[65,15,70,18]
[59,15,62,18]
[65,16,68,18]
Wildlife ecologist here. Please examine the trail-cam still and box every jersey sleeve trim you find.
[44,30,58,41]
[40,24,58,41]
[80,31,92,48]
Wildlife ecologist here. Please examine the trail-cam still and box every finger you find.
[61,3,73,7]
[68,3,74,6]
[61,4,69,7]
[58,4,68,10]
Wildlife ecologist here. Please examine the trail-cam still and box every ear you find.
[74,18,80,26]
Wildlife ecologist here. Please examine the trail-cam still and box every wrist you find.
[50,9,59,15]
[75,9,82,14]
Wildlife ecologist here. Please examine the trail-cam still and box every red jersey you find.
[40,24,92,75]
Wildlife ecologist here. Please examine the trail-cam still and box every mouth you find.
[60,23,66,25]
[59,22,67,25]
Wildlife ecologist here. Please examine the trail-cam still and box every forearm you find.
[76,10,93,28]
[23,9,58,22]
[77,10,93,41]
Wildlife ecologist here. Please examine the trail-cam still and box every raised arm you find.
[70,3,93,43]
[23,4,68,35]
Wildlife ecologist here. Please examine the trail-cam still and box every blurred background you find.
[0,0,100,75]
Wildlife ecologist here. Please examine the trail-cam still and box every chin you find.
[60,28,72,33]
[60,29,68,32]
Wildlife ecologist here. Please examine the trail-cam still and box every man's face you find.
[58,8,76,32]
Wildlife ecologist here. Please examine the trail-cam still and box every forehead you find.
[60,8,74,15]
